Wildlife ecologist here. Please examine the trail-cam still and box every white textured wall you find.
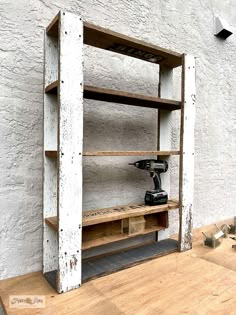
[0,0,236,279]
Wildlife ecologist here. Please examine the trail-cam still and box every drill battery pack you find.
[145,190,168,206]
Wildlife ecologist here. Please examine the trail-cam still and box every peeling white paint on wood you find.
[57,11,83,293]
[44,94,58,151]
[158,66,173,241]
[43,32,59,273]
[45,35,58,87]
[179,54,196,251]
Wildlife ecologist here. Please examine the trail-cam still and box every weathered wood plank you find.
[83,200,178,226]
[43,31,58,274]
[45,150,180,157]
[57,11,83,293]
[84,22,182,67]
[46,12,182,67]
[84,85,181,110]
[157,65,174,242]
[45,200,178,232]
[46,13,59,36]
[82,226,164,250]
[45,81,181,110]
[82,239,178,282]
[179,55,196,251]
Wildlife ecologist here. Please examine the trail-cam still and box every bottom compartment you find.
[82,211,169,250]
[44,238,178,289]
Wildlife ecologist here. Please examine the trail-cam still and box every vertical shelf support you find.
[179,55,196,251]
[157,65,173,241]
[57,12,83,292]
[43,31,59,275]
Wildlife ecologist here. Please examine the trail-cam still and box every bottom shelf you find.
[44,238,178,289]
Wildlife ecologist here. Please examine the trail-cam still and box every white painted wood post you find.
[157,65,173,241]
[179,55,196,251]
[43,32,58,274]
[57,12,83,293]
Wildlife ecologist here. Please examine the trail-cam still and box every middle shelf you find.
[45,80,181,111]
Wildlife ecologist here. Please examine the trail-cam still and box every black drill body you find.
[129,159,168,206]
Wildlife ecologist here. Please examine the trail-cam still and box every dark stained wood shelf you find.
[46,13,182,68]
[45,199,179,230]
[45,81,181,110]
[84,85,181,110]
[45,150,180,158]
[44,238,178,288]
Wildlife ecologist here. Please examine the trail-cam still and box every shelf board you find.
[44,238,178,288]
[84,85,181,110]
[45,199,179,231]
[83,225,165,250]
[83,200,178,226]
[45,216,167,250]
[45,216,57,232]
[45,150,180,158]
[45,81,181,111]
[46,13,182,68]
[45,81,58,94]
[82,239,178,282]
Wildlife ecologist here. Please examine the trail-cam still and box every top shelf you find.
[46,12,183,68]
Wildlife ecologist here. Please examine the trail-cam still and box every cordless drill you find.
[129,159,168,206]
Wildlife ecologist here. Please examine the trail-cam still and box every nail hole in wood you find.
[65,31,67,35]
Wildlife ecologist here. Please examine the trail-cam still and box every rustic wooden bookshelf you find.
[43,11,195,293]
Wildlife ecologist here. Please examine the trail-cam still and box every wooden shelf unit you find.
[43,11,196,293]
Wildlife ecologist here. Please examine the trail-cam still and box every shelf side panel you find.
[43,31,59,274]
[44,94,58,151]
[44,34,58,87]
[158,65,174,241]
[57,11,83,293]
[179,55,195,251]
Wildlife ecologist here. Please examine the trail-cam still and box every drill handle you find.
[153,172,162,191]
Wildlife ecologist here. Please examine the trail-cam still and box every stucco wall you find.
[0,0,236,279]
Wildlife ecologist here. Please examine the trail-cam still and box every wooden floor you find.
[1,219,236,315]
